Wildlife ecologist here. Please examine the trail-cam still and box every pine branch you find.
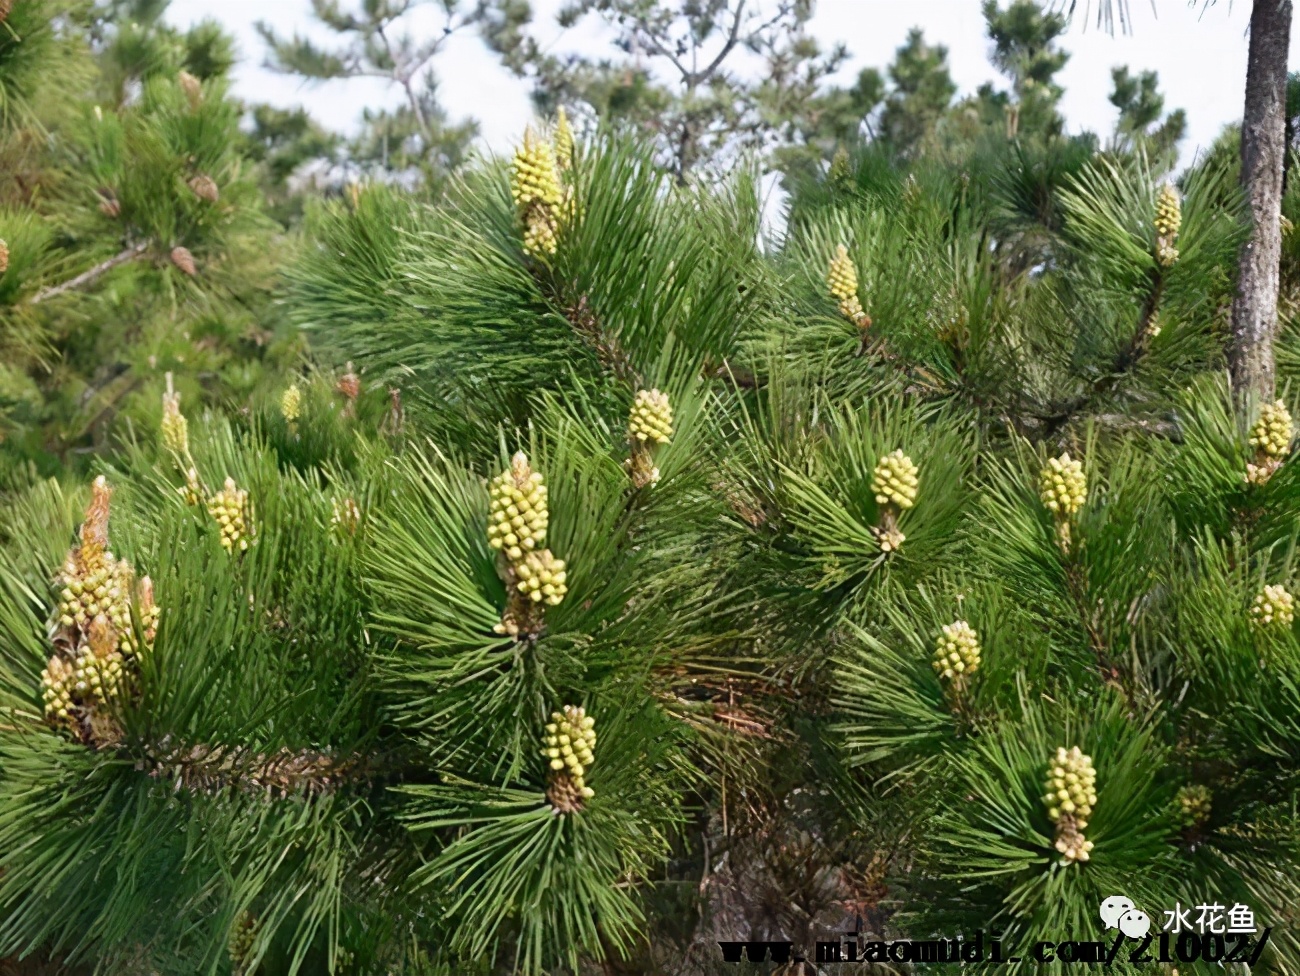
[1032,270,1165,438]
[563,293,642,385]
[28,241,149,305]
[134,738,367,798]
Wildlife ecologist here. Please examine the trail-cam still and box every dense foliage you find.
[4,2,1300,975]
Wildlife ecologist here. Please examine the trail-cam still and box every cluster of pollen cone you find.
[510,108,574,259]
[41,477,158,741]
[542,704,597,814]
[1044,746,1097,863]
[490,452,567,637]
[1039,452,1087,553]
[1247,399,1293,486]
[161,377,255,553]
[626,388,674,487]
[827,243,869,328]
[870,449,919,553]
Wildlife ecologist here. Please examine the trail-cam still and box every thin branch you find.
[695,0,749,84]
[29,241,149,305]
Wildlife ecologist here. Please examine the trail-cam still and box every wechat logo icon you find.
[1101,895,1150,939]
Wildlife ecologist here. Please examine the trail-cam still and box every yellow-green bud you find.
[228,911,258,973]
[1044,745,1098,863]
[488,452,549,562]
[1175,784,1212,830]
[511,128,563,258]
[554,106,574,170]
[543,704,597,804]
[872,449,919,510]
[1250,399,1293,459]
[1251,583,1294,629]
[1154,182,1182,239]
[515,549,568,607]
[629,388,673,445]
[1039,452,1087,518]
[932,620,981,681]
[280,384,302,424]
[161,379,188,456]
[827,244,867,324]
[207,477,253,553]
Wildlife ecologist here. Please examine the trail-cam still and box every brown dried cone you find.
[188,174,219,203]
[97,188,121,218]
[170,245,197,277]
[178,70,203,110]
[336,362,360,417]
[0,238,8,274]
[0,0,10,23]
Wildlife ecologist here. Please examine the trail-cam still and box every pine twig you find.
[563,293,641,386]
[29,241,149,304]
[135,738,365,798]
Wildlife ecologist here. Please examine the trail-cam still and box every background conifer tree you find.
[0,1,290,475]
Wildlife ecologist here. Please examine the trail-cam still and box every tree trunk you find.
[1230,0,1293,405]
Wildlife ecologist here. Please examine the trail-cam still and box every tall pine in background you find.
[0,1,290,476]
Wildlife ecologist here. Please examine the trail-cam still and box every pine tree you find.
[255,1,482,192]
[1108,65,1187,167]
[4,81,1300,976]
[0,2,289,472]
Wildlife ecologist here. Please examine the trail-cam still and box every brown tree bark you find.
[1230,0,1293,405]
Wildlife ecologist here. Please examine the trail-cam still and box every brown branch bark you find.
[29,241,149,305]
[1229,0,1293,405]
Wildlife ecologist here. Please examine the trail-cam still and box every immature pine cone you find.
[1044,745,1098,863]
[554,105,575,170]
[280,384,301,424]
[827,244,867,325]
[1154,183,1181,267]
[512,128,563,258]
[487,452,549,564]
[872,450,919,510]
[932,620,981,681]
[1176,784,1212,830]
[207,478,252,553]
[170,246,197,277]
[39,634,127,732]
[629,388,673,445]
[1250,399,1293,459]
[189,175,219,203]
[1039,452,1087,517]
[179,467,204,507]
[1251,584,1294,628]
[543,704,597,812]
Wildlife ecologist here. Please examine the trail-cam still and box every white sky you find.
[163,0,1286,172]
